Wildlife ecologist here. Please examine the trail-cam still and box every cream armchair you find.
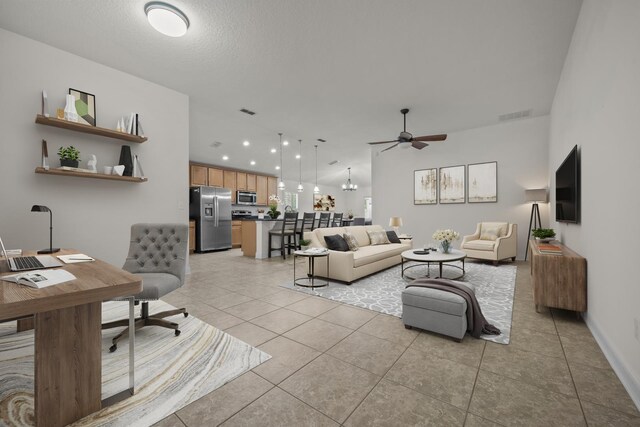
[461,222,517,264]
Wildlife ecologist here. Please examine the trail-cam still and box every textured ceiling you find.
[0,0,582,188]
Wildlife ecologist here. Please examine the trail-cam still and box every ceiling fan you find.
[368,108,447,152]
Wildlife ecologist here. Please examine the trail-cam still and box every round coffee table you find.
[401,249,466,280]
[293,250,329,288]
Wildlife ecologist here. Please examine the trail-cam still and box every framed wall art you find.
[439,165,465,204]
[69,88,96,126]
[414,168,437,205]
[468,161,497,203]
[313,194,336,211]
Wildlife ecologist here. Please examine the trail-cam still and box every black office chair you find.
[317,212,331,228]
[332,213,344,227]
[298,212,316,247]
[268,212,298,259]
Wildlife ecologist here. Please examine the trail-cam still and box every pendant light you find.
[297,140,304,192]
[278,133,285,190]
[313,144,320,194]
[342,167,358,191]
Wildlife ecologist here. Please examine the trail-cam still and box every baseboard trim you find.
[583,313,640,411]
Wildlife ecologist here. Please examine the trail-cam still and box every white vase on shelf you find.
[64,94,78,122]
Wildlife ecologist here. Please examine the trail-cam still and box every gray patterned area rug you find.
[0,301,270,427]
[282,262,516,344]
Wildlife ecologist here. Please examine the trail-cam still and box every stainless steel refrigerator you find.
[189,186,232,252]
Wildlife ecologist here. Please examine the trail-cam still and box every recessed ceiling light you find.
[282,140,289,146]
[222,155,229,161]
[295,154,301,159]
[243,140,250,146]
[270,148,277,153]
[275,166,280,170]
[144,2,190,38]
[250,160,256,165]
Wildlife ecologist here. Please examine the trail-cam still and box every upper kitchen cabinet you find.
[247,174,257,192]
[256,175,268,205]
[224,170,237,203]
[236,172,247,191]
[190,165,208,187]
[267,176,277,200]
[208,167,224,187]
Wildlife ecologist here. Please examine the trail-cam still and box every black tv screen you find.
[555,145,580,223]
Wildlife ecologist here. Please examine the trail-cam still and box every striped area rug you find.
[0,301,270,427]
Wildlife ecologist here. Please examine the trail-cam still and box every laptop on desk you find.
[0,236,62,272]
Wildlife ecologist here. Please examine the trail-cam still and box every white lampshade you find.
[278,181,285,190]
[297,183,304,192]
[389,217,403,227]
[525,188,548,203]
[313,185,320,194]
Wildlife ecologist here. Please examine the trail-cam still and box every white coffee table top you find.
[401,248,466,262]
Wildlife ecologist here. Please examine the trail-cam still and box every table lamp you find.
[524,189,548,260]
[389,217,403,234]
[31,205,60,254]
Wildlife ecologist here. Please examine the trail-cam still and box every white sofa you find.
[305,225,412,283]
[460,222,517,264]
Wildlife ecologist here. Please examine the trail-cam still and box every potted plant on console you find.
[58,145,80,168]
[268,194,281,219]
[532,228,556,243]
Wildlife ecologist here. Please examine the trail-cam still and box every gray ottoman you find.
[401,282,476,341]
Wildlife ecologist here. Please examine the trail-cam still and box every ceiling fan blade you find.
[368,140,399,145]
[412,140,428,150]
[381,143,400,152]
[412,134,447,142]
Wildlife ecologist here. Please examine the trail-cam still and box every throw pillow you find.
[386,230,401,244]
[343,232,360,251]
[367,230,391,245]
[324,234,350,251]
[480,224,505,241]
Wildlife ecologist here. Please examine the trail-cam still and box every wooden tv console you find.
[529,240,587,313]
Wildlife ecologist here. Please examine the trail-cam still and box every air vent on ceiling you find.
[328,160,339,165]
[209,141,222,148]
[239,108,256,115]
[498,109,532,122]
[317,139,326,143]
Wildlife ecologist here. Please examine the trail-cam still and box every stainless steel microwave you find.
[237,191,257,205]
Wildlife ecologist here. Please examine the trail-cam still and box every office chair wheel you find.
[184,312,189,317]
[175,329,181,336]
[109,344,118,352]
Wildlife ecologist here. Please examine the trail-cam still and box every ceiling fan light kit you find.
[342,167,357,191]
[368,108,447,152]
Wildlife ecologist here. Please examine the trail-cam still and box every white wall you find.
[549,0,640,407]
[0,29,189,266]
[372,116,550,259]
[343,186,371,218]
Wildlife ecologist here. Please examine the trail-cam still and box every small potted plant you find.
[257,209,265,220]
[299,238,312,251]
[532,228,556,243]
[267,194,281,219]
[347,210,354,220]
[57,145,80,168]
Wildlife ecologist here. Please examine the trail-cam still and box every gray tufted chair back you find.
[123,223,188,286]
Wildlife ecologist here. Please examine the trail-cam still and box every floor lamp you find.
[524,189,548,261]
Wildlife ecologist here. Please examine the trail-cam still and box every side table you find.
[293,250,329,288]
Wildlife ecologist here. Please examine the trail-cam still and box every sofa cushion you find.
[353,244,405,267]
[348,226,371,247]
[343,232,360,251]
[324,234,350,251]
[368,230,391,245]
[313,226,346,247]
[386,230,401,243]
[463,239,496,251]
[480,222,508,241]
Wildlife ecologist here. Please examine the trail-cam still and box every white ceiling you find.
[0,0,581,188]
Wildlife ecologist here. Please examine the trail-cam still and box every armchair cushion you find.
[134,272,182,300]
[463,240,496,251]
[480,222,508,241]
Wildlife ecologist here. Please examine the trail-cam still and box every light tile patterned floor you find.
[154,249,639,426]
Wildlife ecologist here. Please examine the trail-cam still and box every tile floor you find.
[154,249,639,426]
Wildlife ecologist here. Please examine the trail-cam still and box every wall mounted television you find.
[555,145,580,223]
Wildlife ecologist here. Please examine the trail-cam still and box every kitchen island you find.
[240,219,286,259]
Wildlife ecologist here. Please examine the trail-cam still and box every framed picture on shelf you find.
[313,194,336,211]
[414,168,437,205]
[439,165,465,204]
[69,88,96,126]
[468,161,497,203]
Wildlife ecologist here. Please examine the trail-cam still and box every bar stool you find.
[331,213,344,227]
[268,212,298,259]
[298,212,316,247]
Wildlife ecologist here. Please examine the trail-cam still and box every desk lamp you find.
[31,205,60,254]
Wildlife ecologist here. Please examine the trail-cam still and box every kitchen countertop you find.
[232,216,282,221]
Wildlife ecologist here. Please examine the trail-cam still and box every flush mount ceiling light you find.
[250,160,256,166]
[243,140,250,147]
[222,155,229,161]
[270,148,277,153]
[145,2,190,37]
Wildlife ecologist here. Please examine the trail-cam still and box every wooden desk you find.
[0,249,142,427]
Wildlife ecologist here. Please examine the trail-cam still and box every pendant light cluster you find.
[342,167,358,191]
[276,133,325,195]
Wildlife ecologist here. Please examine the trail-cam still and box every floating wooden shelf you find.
[35,167,148,183]
[35,115,147,143]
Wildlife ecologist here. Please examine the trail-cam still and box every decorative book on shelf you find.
[537,243,563,256]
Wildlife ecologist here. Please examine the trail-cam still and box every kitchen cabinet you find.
[256,175,268,206]
[190,165,208,187]
[189,220,196,252]
[268,176,277,200]
[208,168,224,187]
[224,170,237,203]
[236,172,247,191]
[247,174,257,192]
[232,220,242,248]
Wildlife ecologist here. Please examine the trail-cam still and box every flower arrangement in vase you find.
[268,194,281,219]
[432,229,460,254]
